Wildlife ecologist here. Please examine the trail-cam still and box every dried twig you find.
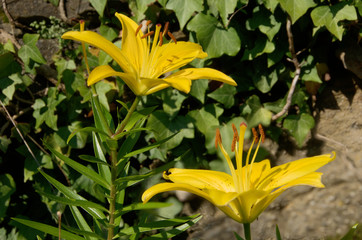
[0,99,40,166]
[58,0,67,22]
[272,15,301,121]
[226,1,249,28]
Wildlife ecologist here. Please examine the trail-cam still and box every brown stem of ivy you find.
[272,15,301,121]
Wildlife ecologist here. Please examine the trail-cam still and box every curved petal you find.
[140,76,192,95]
[149,42,207,78]
[248,190,284,223]
[237,189,270,222]
[165,68,237,86]
[273,172,325,193]
[142,182,237,206]
[62,31,134,74]
[115,13,148,73]
[87,65,145,95]
[164,168,235,192]
[258,152,335,190]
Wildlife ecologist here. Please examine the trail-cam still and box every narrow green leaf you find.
[62,224,104,240]
[79,155,109,165]
[115,202,172,218]
[116,214,201,236]
[122,132,178,159]
[45,143,110,188]
[69,206,99,240]
[276,224,282,240]
[37,190,108,212]
[341,223,359,240]
[12,218,85,240]
[92,132,111,184]
[142,215,202,240]
[39,170,107,220]
[67,127,108,144]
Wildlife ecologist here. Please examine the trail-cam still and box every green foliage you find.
[1,0,360,239]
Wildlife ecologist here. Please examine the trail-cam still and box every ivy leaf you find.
[187,13,241,58]
[188,107,219,135]
[311,3,357,40]
[32,87,66,131]
[252,67,279,93]
[146,111,194,150]
[278,0,317,23]
[88,0,107,17]
[208,84,237,108]
[246,6,282,41]
[18,34,46,73]
[166,0,203,30]
[0,174,15,219]
[206,0,238,27]
[1,73,23,101]
[190,79,208,104]
[242,35,275,60]
[129,0,156,22]
[245,95,272,128]
[161,88,187,118]
[283,113,315,147]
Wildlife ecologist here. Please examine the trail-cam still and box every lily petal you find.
[163,168,235,192]
[142,182,237,206]
[115,13,148,73]
[150,42,208,77]
[87,65,147,95]
[140,76,192,95]
[62,31,134,74]
[260,152,335,190]
[166,68,237,86]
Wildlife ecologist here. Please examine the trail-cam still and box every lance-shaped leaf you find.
[39,170,107,221]
[114,202,172,218]
[12,218,86,240]
[45,143,110,189]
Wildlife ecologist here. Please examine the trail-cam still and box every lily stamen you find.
[141,31,154,39]
[231,123,239,152]
[252,127,259,143]
[258,124,265,143]
[159,31,163,46]
[163,22,169,36]
[135,23,143,36]
[167,31,177,44]
[146,20,152,26]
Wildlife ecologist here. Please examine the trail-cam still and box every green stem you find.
[107,148,118,240]
[243,223,251,240]
[106,97,140,240]
[113,96,140,137]
[91,85,113,137]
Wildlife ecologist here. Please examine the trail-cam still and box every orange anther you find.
[240,122,247,128]
[167,31,177,44]
[258,124,265,143]
[141,31,154,39]
[215,128,222,149]
[252,127,259,143]
[146,20,152,26]
[159,31,163,46]
[163,21,169,36]
[135,23,143,36]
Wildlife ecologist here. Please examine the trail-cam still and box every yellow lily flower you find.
[142,123,335,223]
[61,13,236,96]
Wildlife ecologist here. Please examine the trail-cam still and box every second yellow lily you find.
[62,13,236,96]
[142,123,335,223]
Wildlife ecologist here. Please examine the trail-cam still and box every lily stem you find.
[90,85,114,137]
[243,223,251,240]
[113,96,140,137]
[107,96,140,239]
[107,148,118,240]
